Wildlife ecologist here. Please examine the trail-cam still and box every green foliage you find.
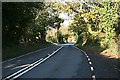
[3,2,63,47]
[68,2,119,49]
[3,42,50,61]
[49,1,119,54]
[46,28,58,43]
[3,2,119,55]
[2,2,44,46]
[91,2,119,48]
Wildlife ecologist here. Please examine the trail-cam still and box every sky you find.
[59,12,74,27]
[58,1,76,27]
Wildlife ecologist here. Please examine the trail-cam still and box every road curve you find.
[2,44,95,79]
[19,45,92,78]
[2,44,93,79]
[2,45,60,78]
[2,44,118,80]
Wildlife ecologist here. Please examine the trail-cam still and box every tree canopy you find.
[2,2,64,47]
[3,1,120,55]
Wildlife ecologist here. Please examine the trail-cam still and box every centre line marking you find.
[3,46,64,80]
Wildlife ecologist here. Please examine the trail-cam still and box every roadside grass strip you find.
[2,46,64,80]
[2,46,51,64]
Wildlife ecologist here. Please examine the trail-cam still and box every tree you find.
[2,2,52,46]
[49,1,119,48]
[3,2,42,46]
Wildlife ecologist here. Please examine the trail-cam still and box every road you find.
[2,44,118,80]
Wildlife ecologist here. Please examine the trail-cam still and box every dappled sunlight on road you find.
[4,64,15,69]
[11,64,30,70]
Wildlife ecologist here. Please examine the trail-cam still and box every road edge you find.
[2,45,53,64]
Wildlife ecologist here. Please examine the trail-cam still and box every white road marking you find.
[4,58,43,79]
[12,46,63,79]
[88,58,90,61]
[86,56,89,58]
[11,64,30,70]
[89,62,92,65]
[4,64,15,69]
[92,75,96,80]
[90,67,94,71]
[2,46,51,64]
[3,46,64,80]
[79,49,86,55]
[84,53,87,56]
[73,46,96,80]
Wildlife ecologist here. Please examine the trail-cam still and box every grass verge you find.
[76,43,119,76]
[76,42,119,59]
[2,42,51,61]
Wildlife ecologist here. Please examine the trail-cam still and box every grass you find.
[76,40,119,59]
[2,42,51,61]
[76,42,104,53]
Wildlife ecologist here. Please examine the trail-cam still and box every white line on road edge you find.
[84,53,88,56]
[88,58,91,61]
[90,67,94,71]
[2,46,52,64]
[92,75,96,80]
[89,62,92,65]
[86,55,89,58]
[73,46,96,80]
[3,46,64,80]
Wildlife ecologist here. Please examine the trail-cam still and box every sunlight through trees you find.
[3,1,120,56]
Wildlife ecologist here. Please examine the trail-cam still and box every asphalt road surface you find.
[2,44,118,80]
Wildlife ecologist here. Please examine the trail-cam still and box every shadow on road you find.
[78,45,119,79]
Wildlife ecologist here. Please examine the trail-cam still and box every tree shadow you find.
[76,38,119,78]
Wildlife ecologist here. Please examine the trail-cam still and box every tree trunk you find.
[41,30,46,43]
